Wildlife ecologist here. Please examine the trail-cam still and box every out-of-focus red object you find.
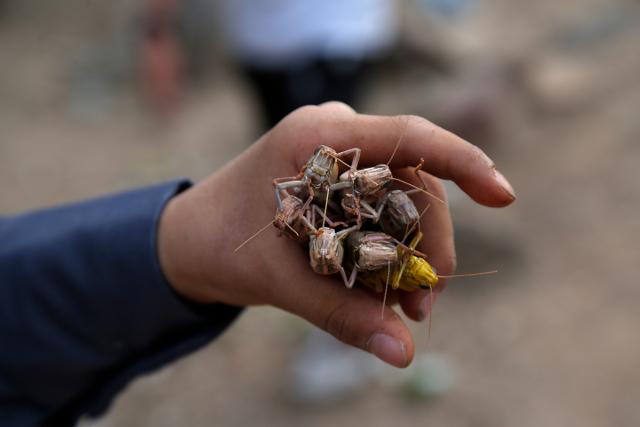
[139,0,185,113]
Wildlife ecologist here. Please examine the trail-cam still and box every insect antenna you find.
[437,270,498,279]
[426,282,434,347]
[386,116,410,166]
[328,152,353,171]
[390,236,429,259]
[233,220,275,252]
[391,177,446,204]
[401,204,431,244]
[421,271,497,343]
[321,188,330,228]
[381,261,391,320]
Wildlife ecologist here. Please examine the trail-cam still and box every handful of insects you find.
[235,143,496,308]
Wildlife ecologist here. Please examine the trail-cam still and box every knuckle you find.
[319,101,356,115]
[404,114,433,130]
[286,105,321,123]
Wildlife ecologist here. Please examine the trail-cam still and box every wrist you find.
[157,190,217,305]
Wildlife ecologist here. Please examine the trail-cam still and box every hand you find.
[157,102,516,368]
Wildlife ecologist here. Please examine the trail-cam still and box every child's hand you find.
[157,102,516,367]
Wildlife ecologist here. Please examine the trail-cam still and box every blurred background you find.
[1,0,639,426]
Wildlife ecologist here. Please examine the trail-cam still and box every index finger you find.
[289,106,516,208]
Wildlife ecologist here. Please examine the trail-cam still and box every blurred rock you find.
[395,353,456,399]
[284,329,384,406]
[523,54,600,114]
[402,0,491,65]
[521,3,640,115]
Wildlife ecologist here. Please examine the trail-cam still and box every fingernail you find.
[494,169,516,200]
[367,333,407,367]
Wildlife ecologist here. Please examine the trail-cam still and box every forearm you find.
[0,180,242,425]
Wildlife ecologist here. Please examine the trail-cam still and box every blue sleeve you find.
[0,180,243,426]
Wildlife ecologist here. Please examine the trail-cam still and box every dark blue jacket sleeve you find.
[0,180,242,426]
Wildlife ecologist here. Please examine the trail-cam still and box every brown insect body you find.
[347,231,398,271]
[339,165,393,225]
[340,192,361,218]
[379,190,421,240]
[273,194,312,241]
[304,145,340,192]
[340,164,393,197]
[309,227,345,275]
[274,145,360,210]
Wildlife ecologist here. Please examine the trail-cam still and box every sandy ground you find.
[1,1,639,426]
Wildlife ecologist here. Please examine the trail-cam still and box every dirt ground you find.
[1,1,639,426]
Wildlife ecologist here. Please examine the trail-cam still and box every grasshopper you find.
[338,164,394,225]
[235,171,352,252]
[273,188,347,242]
[358,230,497,293]
[273,145,361,210]
[336,158,442,235]
[308,225,359,288]
[344,231,430,289]
[357,231,438,292]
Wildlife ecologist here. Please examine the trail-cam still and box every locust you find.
[235,173,351,251]
[359,229,498,299]
[273,189,346,242]
[273,145,361,210]
[272,193,312,241]
[308,225,359,288]
[337,164,393,225]
[357,231,438,293]
[335,155,444,231]
[344,231,430,289]
[375,159,431,240]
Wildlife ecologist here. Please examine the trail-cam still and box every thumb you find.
[271,266,415,368]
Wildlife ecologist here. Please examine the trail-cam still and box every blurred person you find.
[139,0,186,112]
[138,0,397,121]
[217,0,398,127]
[0,104,516,425]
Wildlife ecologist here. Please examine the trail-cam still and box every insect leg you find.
[336,224,360,240]
[273,174,303,184]
[274,180,306,209]
[339,265,359,289]
[390,236,428,260]
[404,158,429,197]
[360,200,380,222]
[310,205,347,228]
[392,232,423,289]
[336,148,361,172]
[299,214,317,234]
[328,180,352,192]
[372,194,389,222]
